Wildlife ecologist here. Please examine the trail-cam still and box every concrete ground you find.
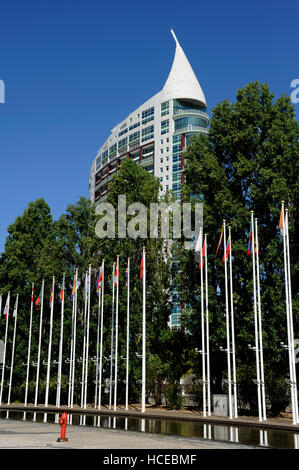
[0,418,255,449]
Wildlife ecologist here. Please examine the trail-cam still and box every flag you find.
[222,236,231,265]
[279,204,284,238]
[35,288,42,308]
[59,288,64,303]
[194,229,202,264]
[247,219,254,257]
[114,259,118,287]
[31,286,34,304]
[96,269,103,294]
[199,239,205,270]
[215,226,224,257]
[49,286,54,307]
[125,265,129,287]
[3,295,9,318]
[71,271,77,301]
[13,298,18,318]
[140,255,144,280]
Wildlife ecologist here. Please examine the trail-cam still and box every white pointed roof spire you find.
[162,29,207,108]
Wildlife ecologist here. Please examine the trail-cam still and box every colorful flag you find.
[96,269,103,293]
[215,225,224,257]
[125,265,129,287]
[279,204,284,237]
[114,260,118,287]
[3,295,9,318]
[59,288,64,303]
[140,255,144,280]
[31,286,34,304]
[71,271,77,301]
[49,286,54,307]
[35,289,42,308]
[199,239,205,270]
[222,236,231,265]
[247,219,254,257]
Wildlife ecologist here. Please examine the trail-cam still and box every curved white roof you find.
[162,29,207,108]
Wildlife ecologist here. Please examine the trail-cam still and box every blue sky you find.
[0,0,298,252]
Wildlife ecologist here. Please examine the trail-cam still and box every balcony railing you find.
[173,108,209,121]
[174,125,209,135]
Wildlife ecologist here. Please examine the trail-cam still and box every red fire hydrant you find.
[57,412,69,442]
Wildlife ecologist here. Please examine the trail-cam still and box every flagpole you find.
[204,235,211,416]
[281,203,296,424]
[228,227,238,418]
[23,284,34,420]
[67,274,75,409]
[141,246,146,413]
[44,276,55,422]
[0,292,10,405]
[223,221,232,419]
[55,273,65,423]
[200,229,206,417]
[254,218,267,421]
[83,265,91,420]
[98,260,105,411]
[70,268,79,423]
[125,258,130,411]
[33,280,44,422]
[285,209,298,424]
[80,271,88,423]
[94,270,101,412]
[250,211,262,422]
[109,262,115,410]
[6,294,18,417]
[114,256,120,411]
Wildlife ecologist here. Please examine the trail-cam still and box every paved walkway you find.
[0,418,254,449]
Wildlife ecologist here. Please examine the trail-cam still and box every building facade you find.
[89,30,209,328]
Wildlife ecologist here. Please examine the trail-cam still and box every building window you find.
[129,121,140,131]
[161,101,169,116]
[160,158,163,163]
[160,177,163,182]
[142,106,154,124]
[118,137,127,150]
[118,128,127,137]
[161,119,169,135]
[129,131,140,143]
[141,125,154,142]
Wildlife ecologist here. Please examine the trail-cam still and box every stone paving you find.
[0,418,254,449]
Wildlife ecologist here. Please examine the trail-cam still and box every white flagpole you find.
[83,265,92,416]
[23,284,34,420]
[70,268,79,422]
[94,270,102,410]
[200,229,206,417]
[33,280,44,422]
[281,203,295,424]
[254,218,267,421]
[44,276,55,422]
[0,292,10,405]
[55,274,65,423]
[223,221,232,419]
[80,271,88,421]
[228,227,238,418]
[204,235,211,416]
[141,246,146,413]
[114,256,120,411]
[125,258,130,411]
[67,275,75,408]
[251,211,262,422]
[6,294,18,416]
[109,262,115,410]
[285,209,298,424]
[98,260,105,410]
